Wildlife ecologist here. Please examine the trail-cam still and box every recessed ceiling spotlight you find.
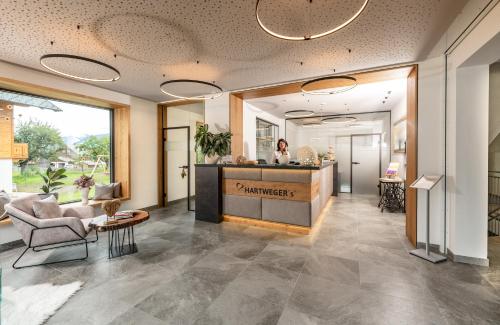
[285,110,315,118]
[301,76,357,95]
[384,96,388,99]
[387,91,392,94]
[256,0,370,41]
[382,101,386,104]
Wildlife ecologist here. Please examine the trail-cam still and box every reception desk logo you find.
[235,182,295,198]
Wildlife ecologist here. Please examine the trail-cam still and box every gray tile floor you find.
[2,194,500,324]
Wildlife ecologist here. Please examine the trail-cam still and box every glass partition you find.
[256,118,278,163]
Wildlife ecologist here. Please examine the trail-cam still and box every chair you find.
[5,194,98,269]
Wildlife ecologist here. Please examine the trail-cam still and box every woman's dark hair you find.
[277,138,288,151]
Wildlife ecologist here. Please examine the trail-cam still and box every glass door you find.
[335,136,352,193]
[164,126,194,211]
[351,134,381,195]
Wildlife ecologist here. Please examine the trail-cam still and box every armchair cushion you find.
[5,203,92,247]
[61,205,94,219]
[33,195,62,219]
[9,194,40,216]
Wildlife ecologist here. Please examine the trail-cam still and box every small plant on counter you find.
[195,124,232,163]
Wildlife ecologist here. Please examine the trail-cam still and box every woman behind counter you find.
[271,138,291,164]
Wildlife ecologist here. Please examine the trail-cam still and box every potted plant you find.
[38,167,67,200]
[74,174,95,205]
[195,124,232,164]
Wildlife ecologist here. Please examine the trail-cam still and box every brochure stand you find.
[409,175,446,263]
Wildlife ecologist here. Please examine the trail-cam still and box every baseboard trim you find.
[447,248,489,267]
[140,205,159,212]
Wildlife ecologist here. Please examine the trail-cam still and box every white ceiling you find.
[0,0,467,102]
[246,78,407,119]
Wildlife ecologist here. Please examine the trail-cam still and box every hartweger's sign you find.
[223,179,319,202]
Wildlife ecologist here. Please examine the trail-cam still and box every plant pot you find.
[38,193,59,200]
[205,154,220,164]
[81,187,90,205]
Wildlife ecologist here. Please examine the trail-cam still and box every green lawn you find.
[13,167,111,203]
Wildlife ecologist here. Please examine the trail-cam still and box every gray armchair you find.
[5,194,98,269]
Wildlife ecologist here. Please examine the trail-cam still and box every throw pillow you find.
[112,182,121,198]
[94,184,114,200]
[33,195,62,219]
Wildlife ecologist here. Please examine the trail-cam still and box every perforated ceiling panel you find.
[0,0,467,102]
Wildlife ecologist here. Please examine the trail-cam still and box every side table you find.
[378,178,405,212]
[89,210,149,258]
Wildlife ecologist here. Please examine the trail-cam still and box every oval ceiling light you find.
[284,110,314,118]
[302,122,322,128]
[256,0,370,41]
[160,79,223,100]
[301,76,357,95]
[321,116,358,124]
[40,54,120,82]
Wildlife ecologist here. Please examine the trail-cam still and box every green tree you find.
[15,120,65,171]
[75,135,110,171]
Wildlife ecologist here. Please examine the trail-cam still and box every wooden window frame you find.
[0,76,131,202]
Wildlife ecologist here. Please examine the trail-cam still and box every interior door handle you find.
[178,165,188,169]
[352,162,360,165]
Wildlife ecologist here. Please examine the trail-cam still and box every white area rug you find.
[1,281,82,325]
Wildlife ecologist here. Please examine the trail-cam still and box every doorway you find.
[351,134,382,195]
[163,126,194,211]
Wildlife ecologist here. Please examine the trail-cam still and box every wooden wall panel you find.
[229,94,244,159]
[157,105,165,207]
[113,106,131,200]
[406,67,418,247]
[0,105,13,158]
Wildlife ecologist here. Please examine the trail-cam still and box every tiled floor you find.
[2,194,500,324]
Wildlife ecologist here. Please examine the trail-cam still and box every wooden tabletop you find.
[89,210,149,232]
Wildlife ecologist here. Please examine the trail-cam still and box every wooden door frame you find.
[228,64,419,246]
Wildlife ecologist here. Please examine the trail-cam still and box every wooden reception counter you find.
[195,161,337,234]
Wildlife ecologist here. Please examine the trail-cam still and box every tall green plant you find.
[38,167,67,193]
[194,124,232,157]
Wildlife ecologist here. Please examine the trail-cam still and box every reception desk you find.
[195,161,337,234]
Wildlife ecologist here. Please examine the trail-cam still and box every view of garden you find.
[10,101,112,203]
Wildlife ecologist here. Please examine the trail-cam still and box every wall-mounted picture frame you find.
[393,117,407,153]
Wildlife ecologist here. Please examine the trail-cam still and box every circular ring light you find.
[256,0,370,41]
[40,54,120,82]
[301,76,357,95]
[284,110,314,118]
[160,79,223,100]
[321,116,358,124]
[302,122,322,128]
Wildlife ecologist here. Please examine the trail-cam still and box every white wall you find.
[243,101,285,160]
[0,60,158,212]
[0,159,13,192]
[390,97,407,180]
[418,2,500,263]
[121,96,158,211]
[205,92,229,132]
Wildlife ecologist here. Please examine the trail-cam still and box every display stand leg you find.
[409,190,447,263]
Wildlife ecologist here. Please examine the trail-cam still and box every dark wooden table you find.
[378,178,405,213]
[89,211,149,258]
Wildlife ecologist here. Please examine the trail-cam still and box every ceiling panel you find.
[0,0,467,102]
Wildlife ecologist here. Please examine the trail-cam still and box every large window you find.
[256,118,278,162]
[4,91,113,203]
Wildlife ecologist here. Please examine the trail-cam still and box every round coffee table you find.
[89,210,149,258]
